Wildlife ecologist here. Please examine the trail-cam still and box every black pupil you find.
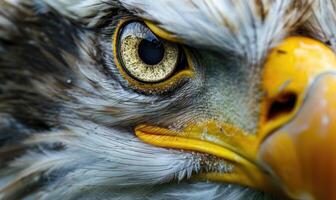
[138,39,165,65]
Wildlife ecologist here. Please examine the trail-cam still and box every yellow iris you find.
[119,34,179,83]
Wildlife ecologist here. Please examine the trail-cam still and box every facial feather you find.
[121,0,313,66]
[44,0,313,65]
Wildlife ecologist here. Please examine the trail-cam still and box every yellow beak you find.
[259,37,336,199]
[135,37,336,200]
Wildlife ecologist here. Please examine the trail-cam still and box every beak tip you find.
[259,73,336,200]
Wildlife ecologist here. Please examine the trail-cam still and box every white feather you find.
[304,0,336,51]
[43,0,312,64]
[121,0,311,65]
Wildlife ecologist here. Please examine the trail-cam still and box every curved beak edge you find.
[259,73,336,200]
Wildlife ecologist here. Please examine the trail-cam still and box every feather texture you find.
[120,0,312,65]
[42,0,313,65]
[303,0,336,51]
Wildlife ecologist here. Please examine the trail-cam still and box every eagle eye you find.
[113,21,194,93]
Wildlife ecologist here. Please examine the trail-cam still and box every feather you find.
[303,0,336,51]
[43,0,122,27]
[120,0,313,65]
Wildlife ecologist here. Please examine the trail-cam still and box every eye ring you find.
[113,19,195,94]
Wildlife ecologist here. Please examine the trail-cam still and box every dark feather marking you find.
[0,1,94,196]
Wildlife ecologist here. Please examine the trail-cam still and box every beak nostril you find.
[266,92,297,122]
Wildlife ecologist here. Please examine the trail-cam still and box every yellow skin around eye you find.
[113,19,195,94]
[120,35,179,83]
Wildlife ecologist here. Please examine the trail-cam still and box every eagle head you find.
[0,0,335,199]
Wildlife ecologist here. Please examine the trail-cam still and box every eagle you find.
[1,0,336,199]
